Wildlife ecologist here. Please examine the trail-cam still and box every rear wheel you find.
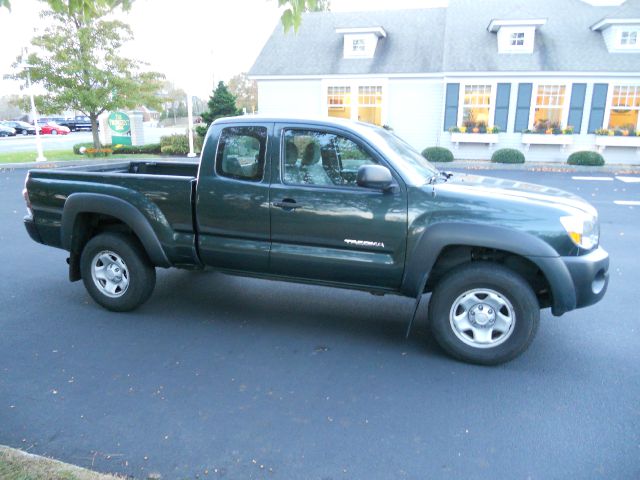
[80,232,156,312]
[428,262,539,365]
[51,129,58,135]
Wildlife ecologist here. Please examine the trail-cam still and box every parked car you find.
[58,116,92,132]
[22,116,609,365]
[0,124,17,137]
[1,120,38,135]
[39,122,71,135]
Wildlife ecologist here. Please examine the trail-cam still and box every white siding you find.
[257,80,323,117]
[387,79,443,150]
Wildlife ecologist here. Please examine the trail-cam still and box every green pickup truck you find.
[23,116,609,364]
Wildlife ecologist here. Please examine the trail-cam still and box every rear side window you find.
[215,126,267,182]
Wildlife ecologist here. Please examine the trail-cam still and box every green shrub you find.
[491,148,525,164]
[195,125,208,137]
[160,134,190,155]
[567,151,605,166]
[112,143,161,154]
[421,146,454,163]
[194,135,204,153]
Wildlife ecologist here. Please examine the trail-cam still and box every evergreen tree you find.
[201,81,240,127]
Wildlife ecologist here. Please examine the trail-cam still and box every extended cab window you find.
[216,126,267,182]
[283,129,378,187]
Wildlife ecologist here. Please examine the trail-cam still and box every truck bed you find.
[26,160,200,266]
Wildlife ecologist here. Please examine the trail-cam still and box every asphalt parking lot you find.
[0,165,639,479]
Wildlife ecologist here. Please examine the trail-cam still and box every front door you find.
[269,124,408,289]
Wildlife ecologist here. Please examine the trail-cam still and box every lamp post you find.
[186,91,196,158]
[22,50,46,162]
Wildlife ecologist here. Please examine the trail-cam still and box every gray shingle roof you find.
[249,0,640,76]
[443,0,640,72]
[249,8,446,76]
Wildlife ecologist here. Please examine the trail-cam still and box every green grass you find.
[0,445,124,480]
[0,149,163,164]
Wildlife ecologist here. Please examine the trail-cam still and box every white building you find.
[249,0,640,164]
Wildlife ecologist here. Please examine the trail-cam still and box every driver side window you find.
[282,129,378,187]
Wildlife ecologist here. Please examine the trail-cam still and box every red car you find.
[39,122,71,135]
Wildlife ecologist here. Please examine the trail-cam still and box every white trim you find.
[591,18,640,31]
[335,26,387,38]
[456,81,497,129]
[487,19,547,32]
[250,71,640,81]
[321,78,388,126]
[603,81,640,131]
[527,82,572,130]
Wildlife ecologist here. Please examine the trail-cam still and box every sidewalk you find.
[2,157,640,174]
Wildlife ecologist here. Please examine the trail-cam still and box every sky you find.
[0,0,446,99]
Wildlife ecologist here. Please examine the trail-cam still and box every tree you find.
[1,0,133,14]
[278,0,330,33]
[228,73,258,114]
[9,2,163,148]
[200,81,239,131]
[2,1,329,33]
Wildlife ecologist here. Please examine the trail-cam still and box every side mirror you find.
[357,164,393,191]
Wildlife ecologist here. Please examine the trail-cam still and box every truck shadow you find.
[144,269,440,356]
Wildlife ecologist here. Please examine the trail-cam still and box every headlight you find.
[560,215,599,250]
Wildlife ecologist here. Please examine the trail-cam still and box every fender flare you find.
[61,193,171,268]
[401,222,576,315]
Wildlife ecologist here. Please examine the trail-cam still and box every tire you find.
[80,232,156,312]
[51,129,58,135]
[428,262,539,365]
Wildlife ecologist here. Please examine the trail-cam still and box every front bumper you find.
[562,247,609,311]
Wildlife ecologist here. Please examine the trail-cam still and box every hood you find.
[437,173,596,217]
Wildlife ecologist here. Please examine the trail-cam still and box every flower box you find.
[595,135,640,150]
[450,132,499,146]
[521,133,574,147]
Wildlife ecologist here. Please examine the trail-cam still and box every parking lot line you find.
[614,200,640,206]
[616,176,640,183]
[571,176,614,181]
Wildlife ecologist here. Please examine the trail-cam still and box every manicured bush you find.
[421,146,454,163]
[491,148,525,164]
[160,134,190,155]
[112,143,161,154]
[567,151,605,166]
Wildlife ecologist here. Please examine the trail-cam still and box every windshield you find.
[362,125,439,185]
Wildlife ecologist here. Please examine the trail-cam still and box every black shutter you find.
[514,83,533,133]
[493,83,511,132]
[443,83,459,131]
[567,84,587,134]
[588,84,609,133]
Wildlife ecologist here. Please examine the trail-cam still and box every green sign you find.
[108,111,131,145]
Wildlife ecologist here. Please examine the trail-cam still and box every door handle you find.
[273,199,302,210]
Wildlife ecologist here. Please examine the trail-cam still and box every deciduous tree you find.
[228,73,258,114]
[10,1,163,148]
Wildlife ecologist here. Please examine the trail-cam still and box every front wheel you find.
[80,232,156,312]
[428,262,539,365]
[51,129,58,135]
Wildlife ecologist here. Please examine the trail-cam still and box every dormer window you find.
[336,26,387,59]
[510,32,525,47]
[487,19,546,54]
[591,18,640,52]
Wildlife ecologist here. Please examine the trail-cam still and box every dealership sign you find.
[108,111,132,145]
